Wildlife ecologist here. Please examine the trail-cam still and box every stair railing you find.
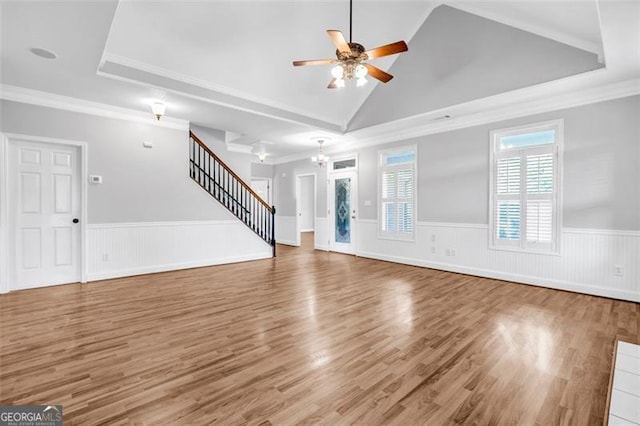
[189,130,276,256]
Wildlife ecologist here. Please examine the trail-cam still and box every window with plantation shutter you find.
[379,147,416,240]
[490,120,562,253]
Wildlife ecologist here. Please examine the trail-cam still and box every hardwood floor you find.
[1,233,638,425]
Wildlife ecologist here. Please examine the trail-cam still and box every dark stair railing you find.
[189,130,276,257]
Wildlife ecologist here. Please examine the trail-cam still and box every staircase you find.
[189,130,276,257]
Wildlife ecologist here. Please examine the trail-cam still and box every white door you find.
[328,171,357,254]
[9,141,81,290]
[251,179,271,204]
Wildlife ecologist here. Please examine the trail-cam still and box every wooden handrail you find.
[190,130,273,212]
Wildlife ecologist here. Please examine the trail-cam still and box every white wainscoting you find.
[275,215,298,246]
[357,220,639,302]
[87,220,272,281]
[314,217,329,251]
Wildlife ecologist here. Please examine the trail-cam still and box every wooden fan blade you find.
[364,40,408,59]
[293,59,336,66]
[327,30,351,54]
[327,78,338,89]
[364,63,393,83]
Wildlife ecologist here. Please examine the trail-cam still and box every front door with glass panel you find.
[328,171,357,254]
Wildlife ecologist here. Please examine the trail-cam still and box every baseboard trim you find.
[314,244,329,251]
[277,239,299,247]
[357,250,640,303]
[87,252,272,282]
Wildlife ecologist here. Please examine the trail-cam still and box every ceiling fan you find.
[292,0,408,89]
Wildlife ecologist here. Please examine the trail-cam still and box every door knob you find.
[72,218,79,224]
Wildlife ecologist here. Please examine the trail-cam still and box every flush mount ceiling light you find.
[311,139,330,167]
[29,47,57,59]
[293,0,408,88]
[151,101,166,121]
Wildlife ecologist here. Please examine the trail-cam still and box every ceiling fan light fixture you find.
[331,64,344,79]
[292,0,408,88]
[355,64,368,78]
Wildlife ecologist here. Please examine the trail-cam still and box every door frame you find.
[0,133,88,293]
[295,172,317,247]
[327,163,358,255]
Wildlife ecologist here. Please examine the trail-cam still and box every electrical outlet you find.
[450,249,456,256]
[430,246,436,254]
[102,253,109,262]
[431,234,436,243]
[614,265,624,276]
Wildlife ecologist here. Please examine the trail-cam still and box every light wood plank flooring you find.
[1,233,638,425]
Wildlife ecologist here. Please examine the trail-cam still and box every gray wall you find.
[276,95,640,230]
[1,100,243,223]
[273,158,327,217]
[251,162,274,179]
[349,5,602,130]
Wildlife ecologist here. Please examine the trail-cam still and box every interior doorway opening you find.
[295,173,316,247]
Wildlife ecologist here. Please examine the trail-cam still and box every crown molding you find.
[100,53,343,129]
[273,77,640,164]
[0,84,190,131]
[343,77,640,151]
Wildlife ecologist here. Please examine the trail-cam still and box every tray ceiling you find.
[1,1,635,160]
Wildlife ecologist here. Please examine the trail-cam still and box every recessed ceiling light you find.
[30,47,57,59]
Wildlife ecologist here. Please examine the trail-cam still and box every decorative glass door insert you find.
[335,178,351,243]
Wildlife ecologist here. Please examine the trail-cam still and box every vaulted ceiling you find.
[1,1,638,162]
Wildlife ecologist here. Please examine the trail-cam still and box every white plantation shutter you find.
[494,157,521,245]
[381,170,396,232]
[490,121,562,252]
[526,154,554,194]
[525,152,555,249]
[526,200,553,244]
[380,148,416,239]
[397,169,414,233]
[497,157,520,194]
[496,200,521,241]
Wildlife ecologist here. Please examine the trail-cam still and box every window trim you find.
[329,154,358,172]
[378,145,417,242]
[489,119,563,254]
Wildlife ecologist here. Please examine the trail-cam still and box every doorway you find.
[328,170,357,254]
[295,173,316,247]
[2,135,87,291]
